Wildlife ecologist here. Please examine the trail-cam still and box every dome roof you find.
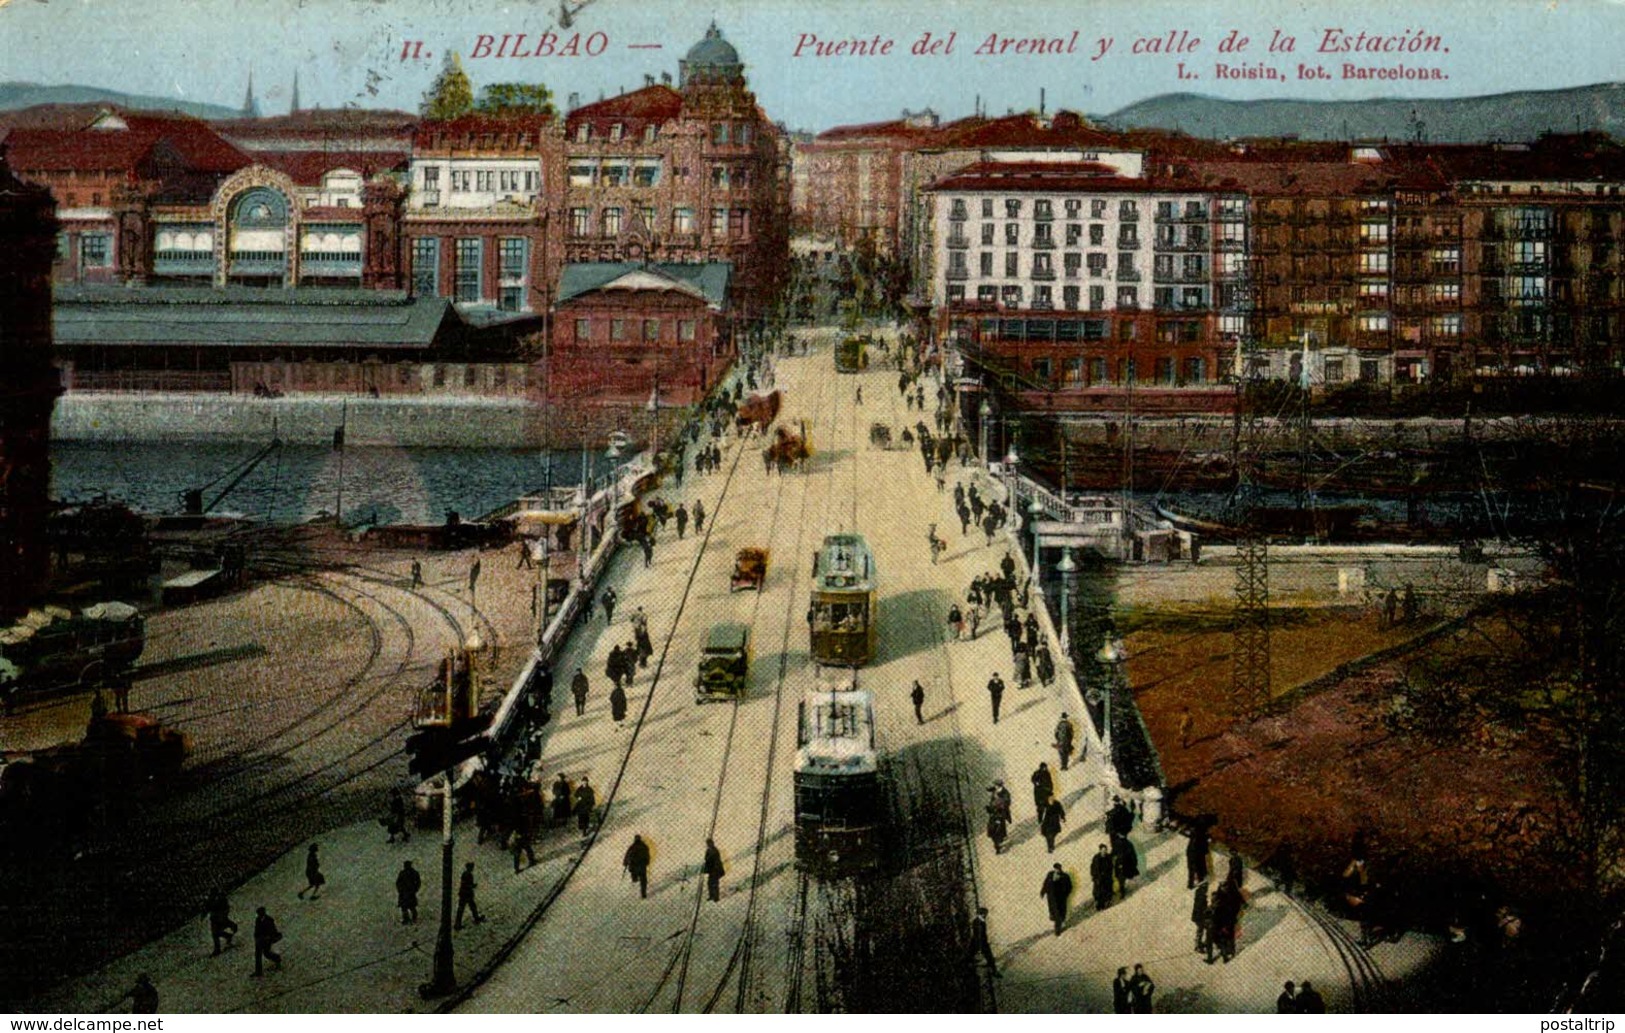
[684,22,740,70]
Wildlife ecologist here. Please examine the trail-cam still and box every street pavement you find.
[36,326,1439,1013]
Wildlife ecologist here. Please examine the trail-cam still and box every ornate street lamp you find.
[1056,547,1077,656]
[1028,495,1044,575]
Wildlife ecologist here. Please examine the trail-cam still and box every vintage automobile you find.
[695,624,750,703]
[731,547,768,592]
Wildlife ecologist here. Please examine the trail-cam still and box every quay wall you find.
[51,393,690,450]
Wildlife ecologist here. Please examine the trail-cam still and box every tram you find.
[794,684,884,873]
[808,534,877,667]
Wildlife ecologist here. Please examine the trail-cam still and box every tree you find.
[476,83,556,118]
[421,54,473,120]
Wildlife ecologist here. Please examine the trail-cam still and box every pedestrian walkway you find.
[36,326,1440,1014]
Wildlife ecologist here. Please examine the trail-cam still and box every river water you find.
[50,442,619,525]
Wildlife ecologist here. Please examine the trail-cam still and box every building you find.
[559,23,791,323]
[548,261,732,405]
[0,148,60,618]
[925,158,1237,411]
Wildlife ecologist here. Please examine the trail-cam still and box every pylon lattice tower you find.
[1231,340,1272,716]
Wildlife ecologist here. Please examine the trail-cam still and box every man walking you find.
[395,861,421,924]
[602,586,618,624]
[623,835,652,898]
[1112,967,1132,1013]
[1054,713,1075,771]
[410,559,423,589]
[1277,981,1299,1013]
[572,667,589,717]
[511,801,536,872]
[969,907,1000,978]
[297,843,325,900]
[911,680,926,724]
[986,672,1005,724]
[676,504,689,540]
[1128,963,1156,1013]
[252,906,282,976]
[574,776,597,835]
[385,787,411,843]
[693,500,706,533]
[1112,831,1141,898]
[703,838,726,902]
[1030,762,1054,817]
[1192,878,1213,959]
[633,615,654,669]
[1186,823,1210,888]
[1040,797,1067,854]
[207,894,238,956]
[1091,843,1115,911]
[455,862,484,929]
[610,683,628,723]
[1039,862,1073,937]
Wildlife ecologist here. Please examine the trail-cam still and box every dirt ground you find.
[1125,605,1583,925]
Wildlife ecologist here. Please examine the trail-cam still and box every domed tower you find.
[678,21,745,89]
[0,144,61,619]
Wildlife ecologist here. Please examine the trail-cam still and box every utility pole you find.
[1231,337,1272,716]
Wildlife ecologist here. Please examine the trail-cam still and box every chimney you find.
[568,92,581,111]
[1040,87,1046,116]
[644,74,655,87]
[662,71,672,85]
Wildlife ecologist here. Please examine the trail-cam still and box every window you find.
[711,166,730,189]
[1063,285,1080,310]
[1118,225,1140,248]
[78,232,111,268]
[1088,357,1107,383]
[570,207,590,237]
[1182,287,1205,309]
[575,318,590,340]
[636,205,657,231]
[463,366,478,388]
[451,170,471,192]
[1116,253,1136,276]
[1157,201,1175,219]
[1513,240,1547,265]
[475,171,493,192]
[1186,200,1206,219]
[1034,200,1053,220]
[1064,356,1084,384]
[643,318,660,341]
[737,123,751,145]
[678,319,697,341]
[610,122,624,141]
[1005,199,1022,218]
[1431,246,1461,275]
[1118,286,1138,308]
[732,209,748,236]
[1064,253,1082,279]
[1431,282,1461,303]
[981,223,995,245]
[1001,285,1023,305]
[1004,223,1019,245]
[1358,314,1390,332]
[525,170,539,192]
[454,238,482,303]
[601,162,629,187]
[711,208,728,235]
[1431,314,1462,336]
[1155,357,1175,384]
[977,285,998,303]
[1360,221,1390,242]
[611,318,627,341]
[1359,251,1390,274]
[576,124,591,142]
[411,237,439,296]
[1089,225,1104,246]
[982,199,994,218]
[1004,252,1019,277]
[1358,280,1389,300]
[673,207,695,234]
[644,124,658,144]
[948,252,968,277]
[1324,358,1345,383]
[979,252,994,276]
[712,122,730,145]
[1087,252,1107,277]
[1183,255,1206,278]
[1066,224,1082,246]
[499,237,527,280]
[423,166,441,187]
[602,207,623,236]
[1091,199,1107,219]
[569,162,596,187]
[1033,253,1053,276]
[1119,200,1138,221]
[1183,357,1206,383]
[1089,285,1105,309]
[1034,285,1053,308]
[1360,359,1381,382]
[433,365,447,387]
[1513,276,1545,301]
[1065,199,1082,217]
[1033,223,1054,246]
[951,199,969,220]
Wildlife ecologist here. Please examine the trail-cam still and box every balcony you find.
[1032,269,1056,281]
[1153,270,1209,284]
[1116,270,1142,283]
[1033,208,1055,222]
[946,268,971,282]
[152,250,215,275]
[300,252,364,277]
[1119,210,1140,223]
[417,189,442,207]
[1509,261,1548,275]
[1118,237,1141,249]
[946,235,970,248]
[228,250,287,276]
[1031,238,1056,250]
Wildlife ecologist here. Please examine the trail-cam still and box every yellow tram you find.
[808,534,877,667]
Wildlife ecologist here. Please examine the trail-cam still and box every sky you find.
[1,0,1623,131]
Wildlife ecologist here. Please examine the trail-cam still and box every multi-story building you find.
[925,159,1236,411]
[558,22,791,323]
[404,113,554,315]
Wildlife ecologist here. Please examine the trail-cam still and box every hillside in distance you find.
[0,82,240,120]
[1104,83,1625,142]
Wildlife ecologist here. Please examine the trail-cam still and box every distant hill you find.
[1104,83,1625,143]
[0,82,239,121]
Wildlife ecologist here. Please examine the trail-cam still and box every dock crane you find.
[179,427,282,516]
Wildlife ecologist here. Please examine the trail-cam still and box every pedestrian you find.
[1014,646,1031,689]
[634,613,653,668]
[610,683,628,723]
[640,535,654,568]
[970,488,986,525]
[1036,646,1055,688]
[1112,967,1131,1013]
[982,511,998,546]
[993,780,1013,822]
[1000,551,1016,582]
[693,500,706,533]
[125,973,159,1014]
[615,833,653,898]
[855,386,863,405]
[1030,762,1054,816]
[297,843,325,900]
[947,603,963,640]
[1023,612,1039,654]
[1383,587,1398,629]
[207,894,238,956]
[1193,878,1213,958]
[1112,831,1140,896]
[1296,981,1326,1013]
[1107,795,1135,837]
[676,504,689,539]
[1039,862,1073,937]
[1179,705,1194,749]
[411,559,423,589]
[986,672,1005,724]
[574,776,597,835]
[986,807,1009,854]
[1091,843,1115,910]
[967,604,982,640]
[455,862,485,929]
[1276,980,1299,1013]
[550,773,572,827]
[1054,714,1075,771]
[1128,963,1156,1013]
[957,501,972,536]
[1040,797,1067,853]
[703,838,726,901]
[575,665,594,714]
[602,586,618,623]
[969,907,1001,978]
[1210,874,1243,963]
[251,906,282,976]
[511,799,536,872]
[517,538,534,569]
[385,787,411,843]
[395,861,421,924]
[1186,824,1210,888]
[911,680,926,724]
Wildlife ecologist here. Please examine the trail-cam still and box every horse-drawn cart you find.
[731,547,768,592]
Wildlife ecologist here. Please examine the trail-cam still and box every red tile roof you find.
[1,109,248,177]
[565,85,685,132]
[935,111,1119,150]
[253,149,409,184]
[218,109,418,138]
[925,160,1153,193]
[1170,158,1447,196]
[412,113,555,150]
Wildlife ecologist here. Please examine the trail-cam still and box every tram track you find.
[1291,895,1386,1011]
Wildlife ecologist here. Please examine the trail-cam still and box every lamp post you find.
[1057,547,1077,656]
[978,394,991,463]
[1028,496,1044,576]
[1095,635,1124,768]
[1003,440,1020,519]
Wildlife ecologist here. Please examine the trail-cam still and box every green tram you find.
[808,534,877,667]
[834,335,870,373]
